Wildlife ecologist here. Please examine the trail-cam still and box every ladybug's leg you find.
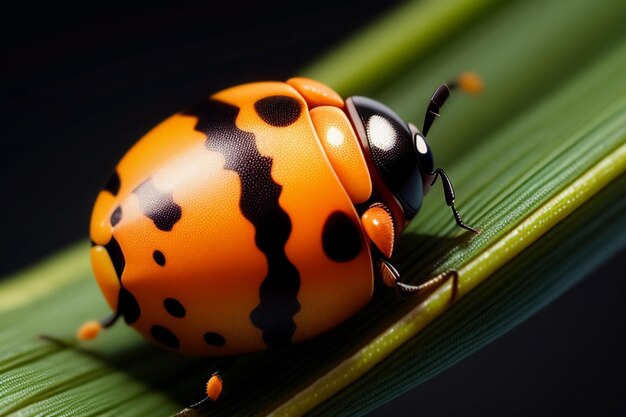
[361,203,456,298]
[76,313,119,341]
[175,358,237,415]
[380,259,458,299]
[361,204,395,259]
[185,371,223,409]
[430,168,479,234]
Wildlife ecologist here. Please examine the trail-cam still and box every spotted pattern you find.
[117,286,141,324]
[254,95,301,127]
[133,178,182,232]
[103,236,141,324]
[203,332,226,347]
[163,298,186,318]
[104,171,121,195]
[104,236,125,280]
[110,206,122,227]
[322,211,362,262]
[153,250,166,266]
[151,325,180,349]
[183,99,301,348]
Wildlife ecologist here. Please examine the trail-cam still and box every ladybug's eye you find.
[413,133,434,175]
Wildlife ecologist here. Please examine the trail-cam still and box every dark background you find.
[1,2,624,416]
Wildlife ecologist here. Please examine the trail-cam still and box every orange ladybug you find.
[80,74,481,402]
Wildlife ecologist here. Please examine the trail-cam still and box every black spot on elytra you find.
[153,250,166,266]
[118,286,141,324]
[203,332,226,347]
[110,206,122,227]
[133,178,182,231]
[151,325,179,348]
[254,95,301,127]
[163,298,185,318]
[104,236,125,279]
[322,211,362,262]
[104,171,121,196]
[183,99,301,349]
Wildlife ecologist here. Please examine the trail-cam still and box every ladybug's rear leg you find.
[77,285,140,341]
[76,313,119,341]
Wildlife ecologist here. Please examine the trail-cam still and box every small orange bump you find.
[90,192,117,245]
[361,206,395,259]
[287,77,344,108]
[91,245,122,311]
[77,320,102,341]
[379,262,397,288]
[206,373,223,401]
[457,72,483,95]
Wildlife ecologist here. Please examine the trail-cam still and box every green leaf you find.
[2,0,625,416]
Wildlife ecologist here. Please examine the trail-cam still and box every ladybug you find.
[79,74,482,402]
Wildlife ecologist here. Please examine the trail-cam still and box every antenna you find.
[422,72,483,136]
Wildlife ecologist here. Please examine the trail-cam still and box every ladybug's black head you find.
[346,96,434,220]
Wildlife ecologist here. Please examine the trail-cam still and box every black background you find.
[1,2,624,416]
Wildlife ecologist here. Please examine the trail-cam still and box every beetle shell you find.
[90,81,374,355]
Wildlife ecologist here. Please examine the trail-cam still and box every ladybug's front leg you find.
[361,204,458,298]
[429,168,479,234]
